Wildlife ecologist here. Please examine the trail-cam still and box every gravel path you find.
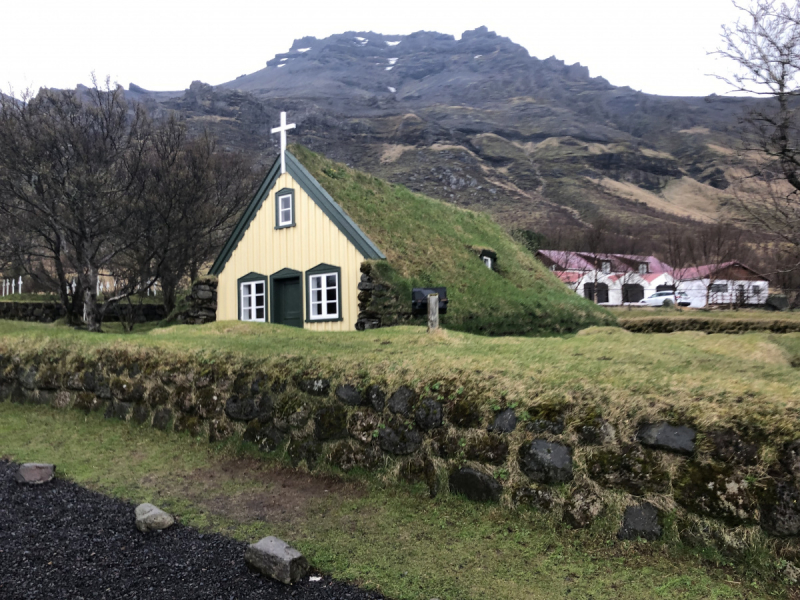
[0,460,387,600]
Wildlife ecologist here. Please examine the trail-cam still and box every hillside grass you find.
[1,319,799,441]
[0,402,778,600]
[292,145,613,335]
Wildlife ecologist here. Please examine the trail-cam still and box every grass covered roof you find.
[291,145,612,335]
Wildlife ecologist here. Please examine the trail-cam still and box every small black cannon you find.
[411,287,448,316]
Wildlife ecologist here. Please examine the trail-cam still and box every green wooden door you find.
[273,277,303,328]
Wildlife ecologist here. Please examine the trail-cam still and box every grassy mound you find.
[292,145,613,335]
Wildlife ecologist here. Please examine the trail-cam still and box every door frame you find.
[269,268,303,326]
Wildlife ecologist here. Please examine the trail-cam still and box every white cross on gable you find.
[271,111,296,175]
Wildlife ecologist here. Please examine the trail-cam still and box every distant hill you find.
[123,27,760,240]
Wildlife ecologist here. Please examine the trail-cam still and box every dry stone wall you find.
[619,316,800,334]
[356,262,415,331]
[174,277,218,325]
[0,301,166,324]
[0,302,66,323]
[2,344,799,574]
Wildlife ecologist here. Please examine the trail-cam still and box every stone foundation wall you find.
[356,262,416,330]
[104,303,167,323]
[2,344,799,578]
[619,317,800,334]
[174,277,217,325]
[0,301,166,324]
[0,302,66,323]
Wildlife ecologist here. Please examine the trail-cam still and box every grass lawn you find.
[0,319,798,439]
[0,402,778,600]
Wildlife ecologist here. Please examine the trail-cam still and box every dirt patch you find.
[142,458,363,525]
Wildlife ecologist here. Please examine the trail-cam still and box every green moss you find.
[673,462,762,525]
[449,398,483,428]
[587,445,670,496]
[174,414,203,437]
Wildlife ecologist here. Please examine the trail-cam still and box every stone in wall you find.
[449,467,502,502]
[175,277,218,325]
[587,445,669,496]
[518,440,573,484]
[355,261,416,331]
[674,462,760,525]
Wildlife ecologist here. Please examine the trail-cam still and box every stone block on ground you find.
[637,422,696,455]
[15,463,55,485]
[134,503,175,533]
[244,536,309,584]
[618,503,662,541]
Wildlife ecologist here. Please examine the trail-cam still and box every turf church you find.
[208,113,385,331]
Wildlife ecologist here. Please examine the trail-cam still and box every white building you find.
[675,261,769,308]
[536,252,770,308]
[536,251,675,306]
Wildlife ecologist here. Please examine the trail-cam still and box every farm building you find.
[536,250,674,305]
[536,251,770,308]
[676,261,769,308]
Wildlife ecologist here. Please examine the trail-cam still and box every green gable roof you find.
[209,150,385,276]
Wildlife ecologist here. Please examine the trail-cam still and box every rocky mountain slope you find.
[126,27,759,237]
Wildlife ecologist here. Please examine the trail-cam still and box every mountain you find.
[125,27,759,240]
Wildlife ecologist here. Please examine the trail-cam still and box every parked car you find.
[639,290,690,307]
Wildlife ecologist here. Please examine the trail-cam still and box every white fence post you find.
[18,276,22,295]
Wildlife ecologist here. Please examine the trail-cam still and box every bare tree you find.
[0,80,255,330]
[716,1,800,261]
[142,119,255,314]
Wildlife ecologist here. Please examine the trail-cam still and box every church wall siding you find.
[217,172,365,331]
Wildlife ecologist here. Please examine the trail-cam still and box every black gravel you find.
[0,460,387,600]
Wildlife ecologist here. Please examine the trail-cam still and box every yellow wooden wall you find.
[217,172,365,331]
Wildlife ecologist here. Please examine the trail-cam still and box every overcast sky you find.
[1,0,744,97]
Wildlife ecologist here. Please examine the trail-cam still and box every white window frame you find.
[638,263,647,275]
[601,261,611,274]
[278,193,293,227]
[240,280,266,322]
[309,272,339,320]
[482,256,493,269]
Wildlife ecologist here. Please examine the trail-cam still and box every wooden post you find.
[427,293,439,333]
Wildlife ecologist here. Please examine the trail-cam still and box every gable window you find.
[638,263,648,275]
[601,261,611,274]
[306,263,342,322]
[275,188,295,229]
[239,274,267,322]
